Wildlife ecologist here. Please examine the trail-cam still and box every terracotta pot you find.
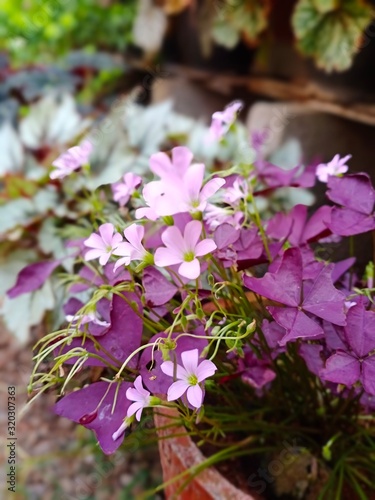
[154,407,258,500]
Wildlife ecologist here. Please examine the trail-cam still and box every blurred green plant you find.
[0,0,137,65]
[199,0,374,72]
[292,0,373,72]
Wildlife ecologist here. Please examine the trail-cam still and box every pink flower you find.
[154,220,216,279]
[113,224,148,270]
[224,177,249,206]
[84,223,123,266]
[209,101,243,140]
[204,203,243,230]
[111,173,142,207]
[316,154,351,183]
[161,349,217,409]
[126,376,151,421]
[136,166,225,220]
[50,139,93,179]
[149,146,193,179]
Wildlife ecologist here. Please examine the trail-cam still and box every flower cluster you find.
[14,100,375,495]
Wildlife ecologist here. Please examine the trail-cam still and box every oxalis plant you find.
[11,102,375,498]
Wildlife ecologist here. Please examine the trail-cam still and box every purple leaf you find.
[62,292,143,368]
[214,224,240,250]
[143,267,178,306]
[344,298,375,358]
[267,205,331,246]
[362,357,375,395]
[268,307,324,345]
[329,207,375,236]
[302,266,346,325]
[331,257,355,284]
[244,248,302,307]
[7,260,61,298]
[244,248,346,344]
[299,344,324,376]
[327,174,375,236]
[237,348,276,389]
[320,352,360,386]
[327,173,375,214]
[54,381,131,454]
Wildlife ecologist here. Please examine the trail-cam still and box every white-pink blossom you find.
[111,173,142,206]
[154,220,216,280]
[126,376,151,421]
[113,224,148,270]
[316,154,351,183]
[84,223,123,266]
[161,349,217,409]
[209,101,243,141]
[50,139,93,179]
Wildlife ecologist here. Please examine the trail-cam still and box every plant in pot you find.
[12,101,375,498]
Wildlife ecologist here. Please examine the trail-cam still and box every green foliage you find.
[293,0,373,71]
[0,0,137,65]
[212,0,270,48]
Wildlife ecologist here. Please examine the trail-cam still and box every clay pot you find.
[154,407,257,500]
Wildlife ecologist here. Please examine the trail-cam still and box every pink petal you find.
[172,146,193,175]
[135,407,144,421]
[181,349,199,375]
[153,187,183,216]
[135,207,158,221]
[196,359,217,382]
[160,360,188,380]
[183,221,202,251]
[134,376,150,397]
[124,224,144,251]
[200,178,225,202]
[178,259,200,279]
[113,256,130,271]
[99,223,115,246]
[155,247,183,267]
[195,238,217,257]
[126,387,145,402]
[161,226,186,255]
[98,253,111,266]
[184,163,205,203]
[124,172,142,189]
[167,380,189,401]
[113,242,133,258]
[127,401,144,419]
[149,152,172,178]
[186,384,203,409]
[84,233,106,250]
[160,360,174,377]
[112,233,123,247]
[84,249,106,261]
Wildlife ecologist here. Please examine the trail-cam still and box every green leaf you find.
[313,0,340,14]
[212,0,270,48]
[292,0,373,72]
[211,21,240,49]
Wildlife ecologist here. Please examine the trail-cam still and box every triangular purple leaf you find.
[7,260,61,298]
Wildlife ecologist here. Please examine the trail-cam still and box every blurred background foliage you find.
[0,0,137,66]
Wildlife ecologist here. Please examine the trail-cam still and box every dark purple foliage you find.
[143,267,178,306]
[326,173,375,236]
[244,248,346,345]
[320,298,375,395]
[7,260,61,298]
[54,381,131,454]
